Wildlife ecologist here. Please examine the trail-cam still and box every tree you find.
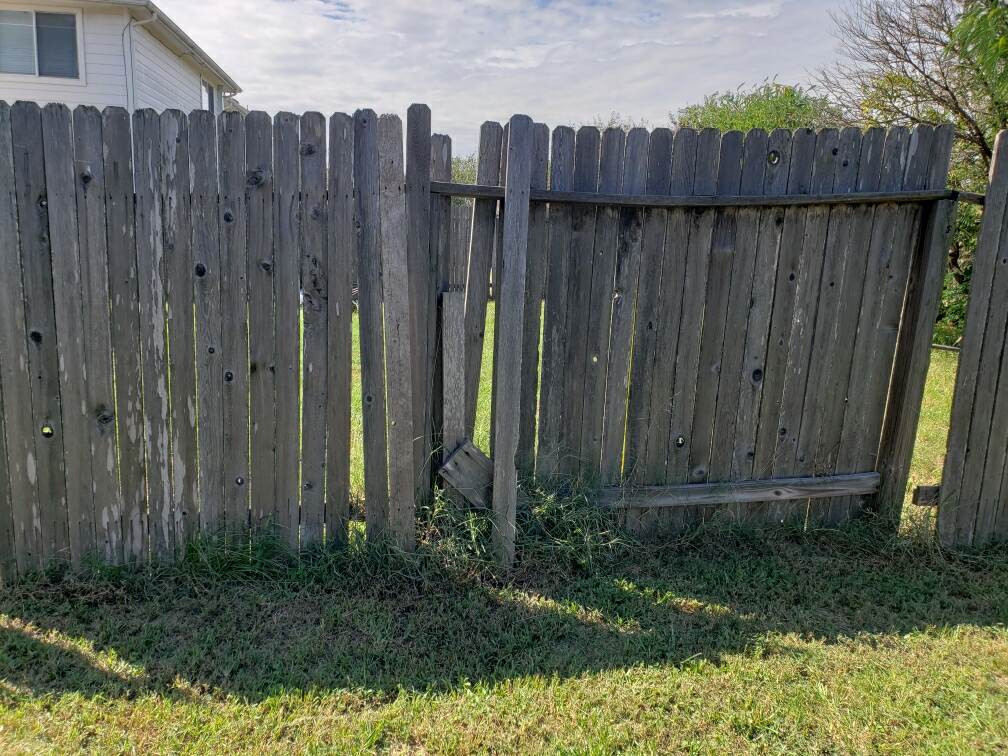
[672,81,843,132]
[818,0,1008,344]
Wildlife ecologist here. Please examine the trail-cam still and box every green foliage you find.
[452,153,477,185]
[952,0,1008,103]
[673,81,844,132]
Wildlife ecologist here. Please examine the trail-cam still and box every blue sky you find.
[165,0,843,155]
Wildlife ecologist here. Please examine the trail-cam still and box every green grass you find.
[3,328,1006,753]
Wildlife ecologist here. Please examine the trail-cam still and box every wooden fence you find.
[0,98,993,577]
[937,131,1008,547]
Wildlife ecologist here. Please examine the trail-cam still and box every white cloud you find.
[160,0,841,154]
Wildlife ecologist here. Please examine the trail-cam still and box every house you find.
[0,0,240,113]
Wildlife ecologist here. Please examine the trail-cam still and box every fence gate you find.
[937,132,1008,548]
[438,117,957,563]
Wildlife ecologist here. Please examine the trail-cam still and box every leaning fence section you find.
[0,101,438,579]
[439,120,954,546]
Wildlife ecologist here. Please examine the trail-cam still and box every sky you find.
[163,0,844,155]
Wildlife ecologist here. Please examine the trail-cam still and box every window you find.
[201,80,216,113]
[0,9,80,79]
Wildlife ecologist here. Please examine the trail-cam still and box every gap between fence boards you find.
[430,182,980,208]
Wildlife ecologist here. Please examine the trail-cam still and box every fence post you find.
[430,133,453,468]
[491,114,533,568]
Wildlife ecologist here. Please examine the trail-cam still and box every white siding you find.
[130,20,202,112]
[0,3,129,109]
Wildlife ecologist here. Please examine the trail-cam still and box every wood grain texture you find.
[326,112,354,545]
[189,110,224,536]
[160,109,197,549]
[299,112,328,546]
[814,128,886,524]
[405,104,432,502]
[491,114,533,568]
[429,132,452,471]
[558,126,601,477]
[245,111,277,531]
[751,128,817,485]
[535,125,575,478]
[103,107,146,560]
[684,130,745,485]
[579,128,627,477]
[664,128,721,485]
[441,290,466,457]
[622,128,673,484]
[516,123,550,474]
[354,109,390,541]
[708,129,769,484]
[463,122,504,437]
[272,112,301,545]
[731,129,792,484]
[599,127,649,484]
[0,102,41,573]
[378,114,415,550]
[939,132,1008,546]
[42,104,94,566]
[597,472,879,509]
[871,127,954,528]
[218,112,251,538]
[12,101,70,564]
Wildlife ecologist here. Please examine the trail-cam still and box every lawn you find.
[2,321,1007,753]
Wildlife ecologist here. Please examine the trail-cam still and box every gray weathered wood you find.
[299,112,328,546]
[406,104,433,503]
[440,440,494,508]
[103,106,146,560]
[794,127,863,493]
[441,290,466,457]
[429,132,453,473]
[133,109,172,558]
[751,128,817,484]
[245,111,277,531]
[579,128,627,476]
[597,472,880,509]
[218,111,251,538]
[664,128,721,485]
[326,112,354,545]
[431,181,951,207]
[0,102,41,572]
[429,132,452,472]
[516,123,550,473]
[871,127,954,527]
[939,133,1008,546]
[190,110,224,536]
[12,101,70,564]
[599,127,649,484]
[814,128,886,524]
[707,128,769,483]
[463,122,504,437]
[160,109,197,549]
[558,127,601,477]
[684,130,745,485]
[273,112,301,545]
[354,109,390,541]
[731,128,793,486]
[378,114,415,550]
[42,104,94,566]
[535,125,575,477]
[491,114,533,567]
[771,128,840,485]
[622,128,674,483]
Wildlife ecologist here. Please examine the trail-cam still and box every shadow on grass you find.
[1,506,1007,702]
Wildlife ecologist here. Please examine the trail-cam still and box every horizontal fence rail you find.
[431,180,964,207]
